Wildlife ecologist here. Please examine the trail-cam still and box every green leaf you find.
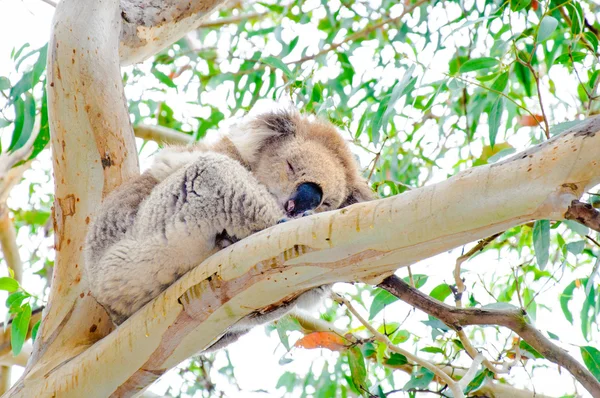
[490,72,509,93]
[261,56,293,79]
[520,340,544,359]
[465,369,493,393]
[510,0,531,12]
[459,57,499,73]
[581,346,600,381]
[488,96,504,148]
[555,52,586,65]
[275,316,302,351]
[369,288,398,320]
[429,284,452,302]
[532,220,550,270]
[547,331,560,340]
[566,240,585,255]
[537,16,558,43]
[29,83,50,160]
[31,320,41,342]
[560,279,582,324]
[151,68,176,89]
[403,274,428,289]
[564,220,589,236]
[9,92,36,152]
[386,353,408,365]
[11,304,31,355]
[6,292,28,310]
[0,77,10,91]
[403,367,434,391]
[0,277,19,292]
[347,346,368,392]
[420,346,444,354]
[276,371,297,392]
[0,119,10,128]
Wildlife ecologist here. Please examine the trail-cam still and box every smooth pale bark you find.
[119,0,225,65]
[26,0,139,380]
[9,118,600,396]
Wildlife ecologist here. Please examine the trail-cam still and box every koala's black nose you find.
[285,182,323,217]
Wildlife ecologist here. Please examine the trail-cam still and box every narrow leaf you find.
[459,57,499,73]
[581,346,600,381]
[488,96,504,148]
[261,56,293,79]
[532,220,550,270]
[347,346,368,392]
[11,304,31,355]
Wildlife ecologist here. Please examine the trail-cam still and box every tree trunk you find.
[5,0,600,396]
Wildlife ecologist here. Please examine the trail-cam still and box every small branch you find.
[196,12,267,29]
[133,124,193,146]
[564,200,600,233]
[287,0,428,65]
[0,209,23,284]
[454,233,501,307]
[378,275,600,397]
[334,293,466,398]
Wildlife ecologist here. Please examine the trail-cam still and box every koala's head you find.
[229,109,374,217]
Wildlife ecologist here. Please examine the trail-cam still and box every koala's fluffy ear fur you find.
[229,109,297,164]
[341,179,375,208]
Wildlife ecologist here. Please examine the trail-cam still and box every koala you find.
[84,109,373,351]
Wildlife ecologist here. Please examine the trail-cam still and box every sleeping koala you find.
[84,109,373,350]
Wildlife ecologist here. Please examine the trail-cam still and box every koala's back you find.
[84,152,283,324]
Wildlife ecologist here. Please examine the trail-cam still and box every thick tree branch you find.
[565,199,600,233]
[9,115,600,397]
[378,275,600,397]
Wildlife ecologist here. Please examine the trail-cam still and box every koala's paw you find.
[277,210,315,224]
[216,230,239,249]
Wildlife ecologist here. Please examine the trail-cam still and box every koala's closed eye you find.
[286,161,295,174]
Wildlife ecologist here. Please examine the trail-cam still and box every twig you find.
[564,200,600,233]
[378,275,600,397]
[453,233,501,307]
[197,12,268,29]
[333,293,467,398]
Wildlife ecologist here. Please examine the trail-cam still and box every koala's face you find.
[230,110,374,219]
[253,138,349,217]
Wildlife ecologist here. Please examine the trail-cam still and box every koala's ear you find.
[340,180,376,208]
[229,109,297,164]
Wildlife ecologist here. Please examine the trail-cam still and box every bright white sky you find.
[0,0,598,397]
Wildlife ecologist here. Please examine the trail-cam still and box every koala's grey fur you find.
[84,109,373,351]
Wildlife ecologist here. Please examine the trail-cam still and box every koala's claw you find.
[277,217,291,224]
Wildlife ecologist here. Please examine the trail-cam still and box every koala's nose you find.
[285,182,323,217]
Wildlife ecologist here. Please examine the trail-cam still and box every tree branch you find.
[564,199,600,233]
[10,114,600,397]
[378,275,600,397]
[133,124,193,145]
